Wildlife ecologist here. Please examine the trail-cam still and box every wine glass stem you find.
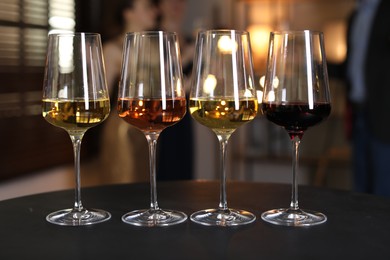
[290,136,300,210]
[70,134,85,212]
[217,135,230,211]
[146,134,160,211]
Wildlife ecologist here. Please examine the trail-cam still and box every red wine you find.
[118,98,186,133]
[262,102,331,139]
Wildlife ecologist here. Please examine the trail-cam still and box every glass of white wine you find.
[42,33,111,226]
[189,30,258,226]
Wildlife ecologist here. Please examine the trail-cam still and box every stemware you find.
[118,31,187,227]
[189,30,258,226]
[261,30,331,226]
[42,33,111,225]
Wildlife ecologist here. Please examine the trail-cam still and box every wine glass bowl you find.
[261,30,331,226]
[189,30,258,226]
[118,98,186,133]
[262,102,331,140]
[118,31,187,227]
[42,99,110,132]
[42,32,111,226]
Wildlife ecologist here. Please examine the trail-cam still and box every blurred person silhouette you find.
[100,0,158,183]
[156,0,195,75]
[155,0,195,180]
[345,0,390,196]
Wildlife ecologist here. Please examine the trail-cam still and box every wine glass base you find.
[122,209,187,227]
[190,208,256,226]
[46,208,111,226]
[261,208,327,227]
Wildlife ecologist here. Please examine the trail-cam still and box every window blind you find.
[0,0,77,179]
[0,0,75,71]
[0,0,75,119]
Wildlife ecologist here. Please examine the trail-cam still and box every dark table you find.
[0,181,389,259]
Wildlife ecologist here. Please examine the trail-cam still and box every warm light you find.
[58,86,68,99]
[248,76,253,88]
[256,90,263,104]
[259,75,265,88]
[260,75,279,88]
[58,36,74,74]
[323,20,347,63]
[48,0,75,34]
[244,89,254,98]
[138,83,144,97]
[282,88,287,102]
[267,90,275,102]
[176,79,183,97]
[203,74,217,95]
[48,29,74,35]
[272,76,279,88]
[138,100,144,107]
[49,17,75,30]
[217,36,238,54]
[247,24,272,72]
[221,100,226,106]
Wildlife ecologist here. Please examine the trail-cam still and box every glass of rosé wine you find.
[118,31,187,227]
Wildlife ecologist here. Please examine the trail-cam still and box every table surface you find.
[0,181,389,259]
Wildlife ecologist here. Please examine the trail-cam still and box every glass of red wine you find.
[261,30,331,226]
[118,31,187,226]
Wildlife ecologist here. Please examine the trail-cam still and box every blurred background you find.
[0,0,354,200]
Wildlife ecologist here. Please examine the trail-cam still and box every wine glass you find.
[189,30,258,226]
[261,30,331,226]
[118,31,187,227]
[42,33,111,225]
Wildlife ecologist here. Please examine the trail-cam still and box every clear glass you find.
[189,30,258,226]
[118,31,187,227]
[261,30,331,226]
[42,33,111,226]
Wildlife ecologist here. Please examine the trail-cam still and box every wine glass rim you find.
[48,32,100,37]
[271,30,323,36]
[197,29,249,35]
[125,31,177,37]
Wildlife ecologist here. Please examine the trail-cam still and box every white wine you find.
[42,98,110,132]
[189,98,258,135]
